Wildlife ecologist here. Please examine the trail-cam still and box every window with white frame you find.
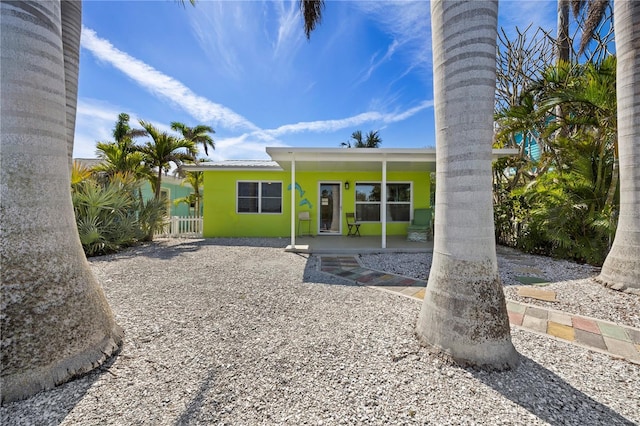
[386,183,411,222]
[237,181,282,213]
[355,182,411,222]
[355,183,381,221]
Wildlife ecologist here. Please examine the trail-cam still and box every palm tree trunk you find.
[61,0,81,170]
[557,0,571,62]
[416,0,518,369]
[0,1,123,403]
[598,1,640,290]
[156,168,163,199]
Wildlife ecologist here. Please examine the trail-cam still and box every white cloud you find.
[76,14,433,162]
[80,27,258,132]
[499,0,556,37]
[187,0,307,81]
[73,98,122,158]
[272,0,305,60]
[358,39,401,84]
[353,1,431,74]
[267,99,433,137]
[188,1,248,78]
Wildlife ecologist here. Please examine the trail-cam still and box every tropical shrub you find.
[72,171,141,256]
[71,164,167,256]
[493,56,617,265]
[138,197,168,242]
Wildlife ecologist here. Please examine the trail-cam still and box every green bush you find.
[72,178,140,256]
[71,167,167,256]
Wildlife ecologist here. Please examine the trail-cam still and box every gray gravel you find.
[359,246,640,328]
[2,238,639,425]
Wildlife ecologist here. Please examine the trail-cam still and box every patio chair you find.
[407,208,433,242]
[346,212,361,237]
[298,211,312,237]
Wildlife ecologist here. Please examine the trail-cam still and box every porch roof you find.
[184,147,518,173]
[266,147,437,172]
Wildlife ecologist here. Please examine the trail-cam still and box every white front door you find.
[319,183,341,234]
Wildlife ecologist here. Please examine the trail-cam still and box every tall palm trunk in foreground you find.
[598,1,640,290]
[415,0,518,369]
[1,1,123,403]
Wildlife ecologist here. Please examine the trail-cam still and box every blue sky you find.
[75,0,557,161]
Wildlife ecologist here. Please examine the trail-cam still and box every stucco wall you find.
[202,169,431,238]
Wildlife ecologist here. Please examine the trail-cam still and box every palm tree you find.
[557,0,571,62]
[62,0,82,170]
[598,1,640,291]
[137,120,197,199]
[175,170,205,217]
[302,0,517,369]
[364,130,382,148]
[304,0,515,368]
[573,0,610,56]
[95,141,148,180]
[94,113,149,179]
[113,112,147,145]
[414,0,518,369]
[341,130,382,148]
[170,122,215,156]
[557,0,610,62]
[1,2,123,403]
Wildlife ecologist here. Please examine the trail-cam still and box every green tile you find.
[597,322,631,342]
[506,301,526,314]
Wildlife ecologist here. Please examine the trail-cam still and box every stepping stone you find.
[515,276,550,285]
[547,321,575,341]
[413,288,426,300]
[508,311,524,326]
[514,267,545,275]
[574,329,607,351]
[517,287,557,302]
[597,322,631,342]
[572,316,600,334]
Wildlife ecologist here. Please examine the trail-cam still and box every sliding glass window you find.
[355,182,411,222]
[237,181,282,213]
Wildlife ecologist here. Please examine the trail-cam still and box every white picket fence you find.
[155,216,203,238]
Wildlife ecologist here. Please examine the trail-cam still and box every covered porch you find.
[267,147,517,252]
[267,147,437,251]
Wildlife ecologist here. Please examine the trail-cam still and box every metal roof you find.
[182,147,518,173]
[182,160,281,171]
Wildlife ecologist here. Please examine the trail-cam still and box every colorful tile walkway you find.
[320,255,640,364]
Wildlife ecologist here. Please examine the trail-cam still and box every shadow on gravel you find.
[1,355,118,426]
[472,355,635,425]
[90,238,291,263]
[174,369,219,425]
[88,240,207,262]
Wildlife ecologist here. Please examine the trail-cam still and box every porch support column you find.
[381,159,387,249]
[290,154,296,247]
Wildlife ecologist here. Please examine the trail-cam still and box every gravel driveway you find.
[2,238,638,425]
